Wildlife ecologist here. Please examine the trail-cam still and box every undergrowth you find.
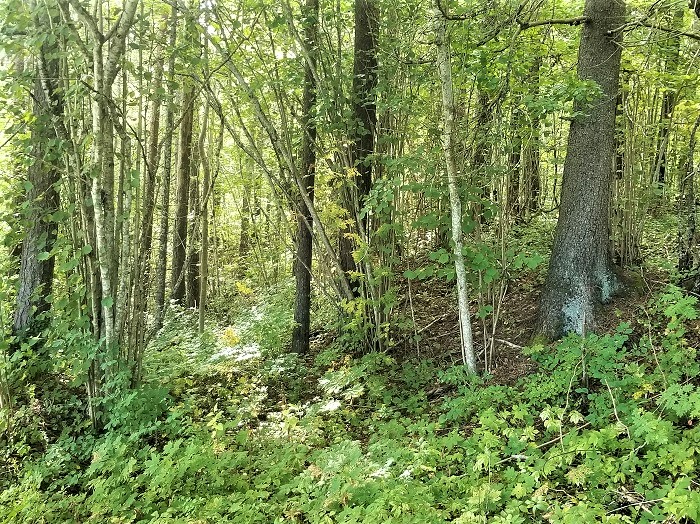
[1,285,700,523]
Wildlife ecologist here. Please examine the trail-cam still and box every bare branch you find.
[607,19,700,42]
[519,16,589,30]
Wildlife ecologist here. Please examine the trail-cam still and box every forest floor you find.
[3,217,700,523]
[388,264,680,387]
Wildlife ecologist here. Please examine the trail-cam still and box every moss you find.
[529,332,552,347]
[619,269,646,294]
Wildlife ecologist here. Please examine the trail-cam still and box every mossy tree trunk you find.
[13,30,62,340]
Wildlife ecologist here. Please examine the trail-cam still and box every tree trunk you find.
[154,6,178,330]
[197,111,209,330]
[339,0,379,289]
[679,114,700,290]
[13,49,61,338]
[522,58,541,215]
[433,6,476,373]
[130,41,165,382]
[507,121,522,218]
[651,7,684,189]
[171,82,195,304]
[292,0,319,355]
[238,197,250,260]
[537,0,625,339]
[185,117,201,308]
[352,0,378,202]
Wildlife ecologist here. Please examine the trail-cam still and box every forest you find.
[1,0,700,521]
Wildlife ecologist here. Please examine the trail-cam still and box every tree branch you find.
[434,0,470,21]
[606,20,700,42]
[66,0,104,43]
[518,16,589,30]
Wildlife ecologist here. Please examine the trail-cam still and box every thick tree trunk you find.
[537,0,625,339]
[433,6,476,373]
[352,0,378,202]
[13,60,61,337]
[292,0,318,355]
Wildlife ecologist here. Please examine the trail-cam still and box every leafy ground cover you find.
[1,279,699,523]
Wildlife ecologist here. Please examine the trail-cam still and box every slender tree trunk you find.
[679,113,700,290]
[129,44,165,383]
[507,124,522,218]
[522,58,541,215]
[239,186,251,262]
[199,119,222,334]
[196,116,208,329]
[186,119,201,308]
[292,0,319,355]
[537,0,625,339]
[171,82,195,304]
[339,0,379,288]
[433,6,476,373]
[154,7,178,330]
[651,7,684,189]
[470,91,493,222]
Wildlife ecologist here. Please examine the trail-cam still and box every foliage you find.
[2,285,700,523]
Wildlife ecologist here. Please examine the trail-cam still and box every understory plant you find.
[0,285,699,523]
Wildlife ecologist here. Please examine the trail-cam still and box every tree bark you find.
[339,0,379,288]
[522,58,541,215]
[292,0,318,355]
[171,82,195,304]
[537,0,625,339]
[679,114,700,290]
[433,5,476,373]
[154,6,178,330]
[651,7,684,189]
[13,45,61,338]
[471,90,492,222]
[185,119,201,308]
[352,0,378,201]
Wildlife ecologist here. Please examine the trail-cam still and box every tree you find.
[171,79,196,304]
[13,6,62,340]
[650,7,684,189]
[154,6,178,330]
[433,4,476,373]
[292,0,319,355]
[679,114,700,291]
[339,0,379,287]
[537,0,625,339]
